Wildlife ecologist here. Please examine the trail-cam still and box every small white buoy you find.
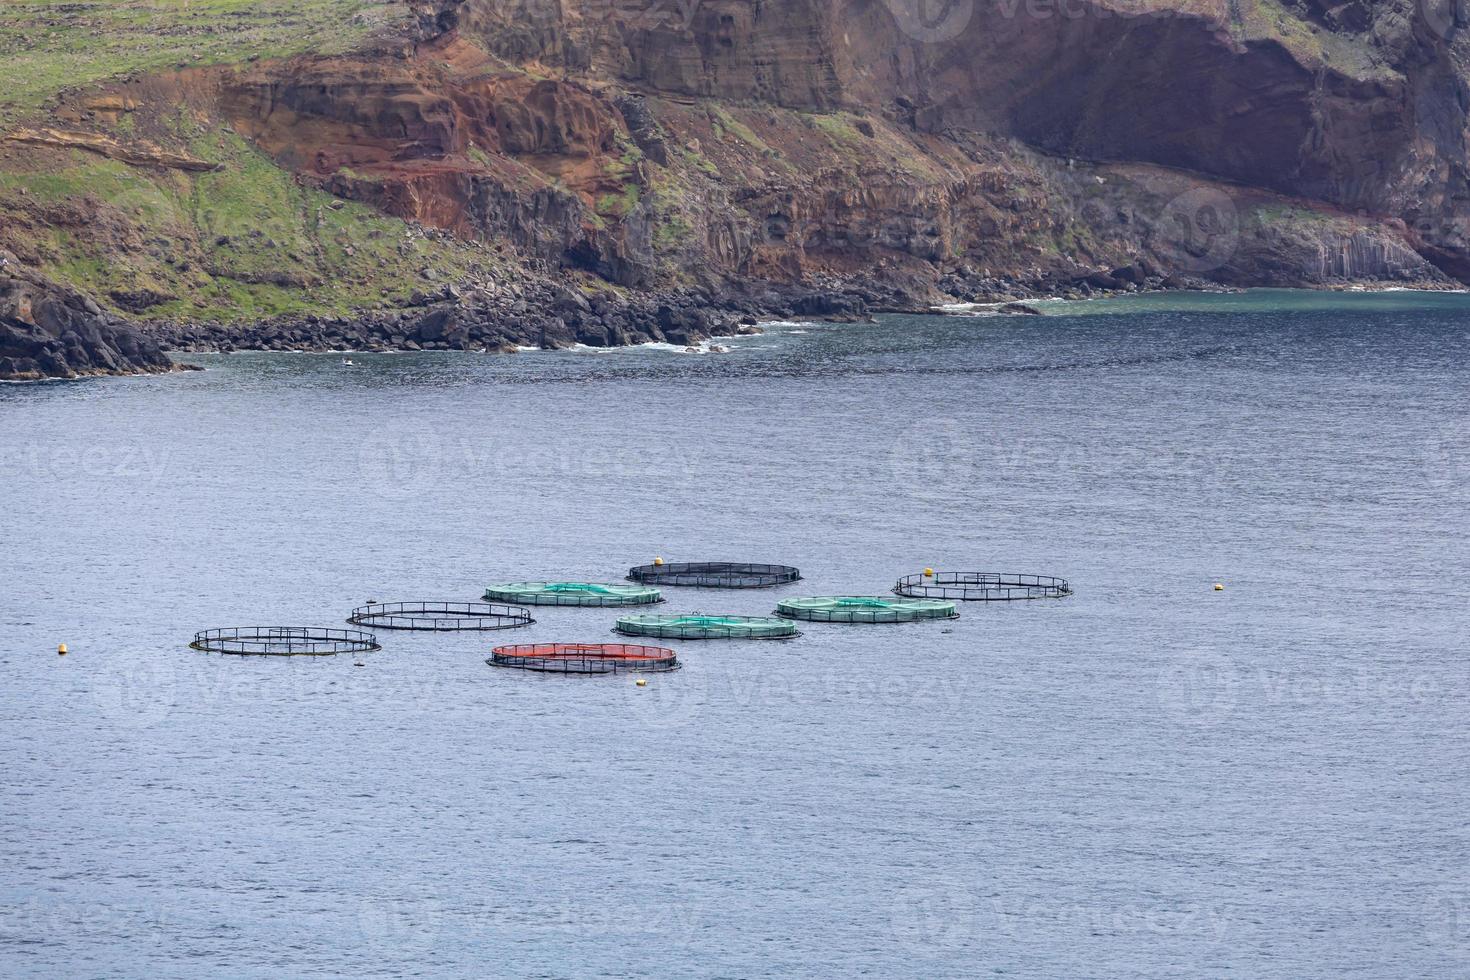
[635,678,648,687]
[1214,583,1225,592]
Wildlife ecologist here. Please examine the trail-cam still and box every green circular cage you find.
[614,613,800,640]
[775,596,958,623]
[483,582,664,607]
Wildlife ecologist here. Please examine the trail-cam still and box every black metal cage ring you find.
[190,626,382,656]
[893,572,1073,601]
[627,561,801,589]
[347,601,535,631]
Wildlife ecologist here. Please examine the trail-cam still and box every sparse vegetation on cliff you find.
[0,132,508,322]
[0,0,397,126]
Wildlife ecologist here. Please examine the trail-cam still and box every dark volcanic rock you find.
[0,251,175,381]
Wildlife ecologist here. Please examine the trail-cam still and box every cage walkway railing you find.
[348,601,534,631]
[190,626,381,656]
[488,642,682,674]
[893,572,1073,601]
[627,561,801,589]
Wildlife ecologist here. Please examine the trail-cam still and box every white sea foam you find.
[931,302,997,312]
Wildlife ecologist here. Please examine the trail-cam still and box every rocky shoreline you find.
[2,251,1457,381]
[143,275,1124,360]
[152,282,760,357]
[142,262,1275,361]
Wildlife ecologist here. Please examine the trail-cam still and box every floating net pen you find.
[190,626,381,656]
[347,601,535,631]
[487,643,681,674]
[774,596,958,623]
[627,561,801,589]
[893,572,1073,601]
[614,613,799,640]
[483,582,663,607]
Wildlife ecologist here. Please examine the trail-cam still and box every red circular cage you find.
[487,642,681,674]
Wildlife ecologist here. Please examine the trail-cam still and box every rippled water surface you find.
[3,294,1469,977]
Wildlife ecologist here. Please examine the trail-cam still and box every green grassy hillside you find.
[0,0,394,126]
[0,132,509,322]
[0,0,514,323]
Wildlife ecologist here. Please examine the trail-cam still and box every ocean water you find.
[2,293,1468,977]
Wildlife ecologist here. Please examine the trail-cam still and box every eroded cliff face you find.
[1,0,1466,377]
[204,0,1465,291]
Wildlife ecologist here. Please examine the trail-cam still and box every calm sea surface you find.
[2,292,1468,978]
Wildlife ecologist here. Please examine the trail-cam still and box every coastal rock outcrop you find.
[0,251,175,381]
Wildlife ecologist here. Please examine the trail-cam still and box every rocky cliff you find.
[0,251,173,381]
[1,0,1466,377]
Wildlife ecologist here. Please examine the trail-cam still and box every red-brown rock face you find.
[406,0,1470,282]
[11,0,1465,313]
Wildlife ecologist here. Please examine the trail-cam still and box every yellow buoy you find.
[653,557,665,566]
[1214,583,1225,591]
[924,568,935,577]
[635,678,648,687]
[57,643,67,656]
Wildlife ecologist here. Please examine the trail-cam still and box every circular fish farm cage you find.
[893,572,1074,601]
[614,613,799,640]
[190,626,381,656]
[487,643,681,674]
[775,596,958,623]
[483,582,663,607]
[626,561,801,589]
[347,601,535,632]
